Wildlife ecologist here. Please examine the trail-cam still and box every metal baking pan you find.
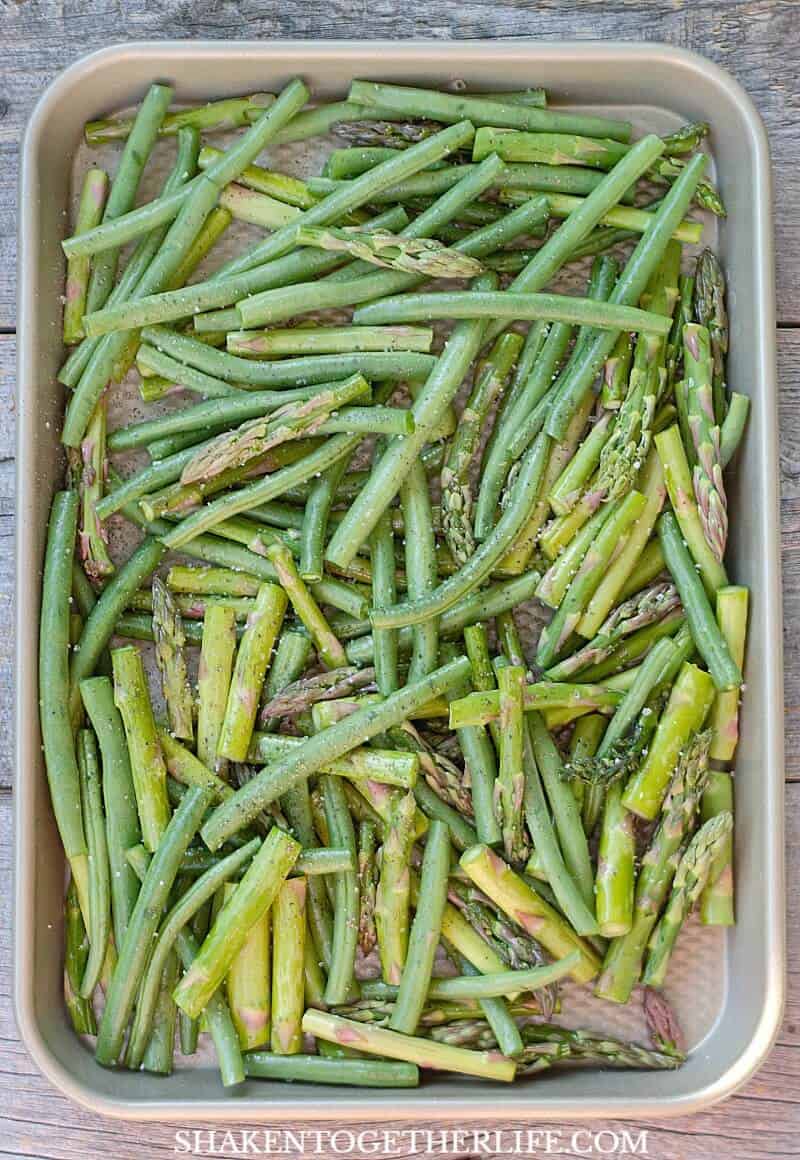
[15,39,784,1121]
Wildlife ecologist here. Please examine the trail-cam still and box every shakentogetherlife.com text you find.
[174,1128,652,1156]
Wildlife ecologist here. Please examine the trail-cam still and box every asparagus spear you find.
[173,827,300,1019]
[699,771,735,926]
[684,322,728,562]
[111,646,170,851]
[304,1009,516,1081]
[64,877,96,1035]
[296,226,484,277]
[708,586,748,761]
[152,577,194,741]
[595,240,681,504]
[693,248,729,423]
[180,374,370,485]
[642,811,734,986]
[217,583,287,762]
[260,666,376,721]
[271,877,307,1054]
[84,93,276,143]
[63,168,109,343]
[441,331,523,565]
[495,665,530,865]
[357,820,379,956]
[331,117,445,147]
[546,581,681,681]
[460,845,601,982]
[266,541,348,669]
[375,791,416,984]
[73,401,114,581]
[622,661,716,820]
[595,730,711,1003]
[225,887,271,1051]
[197,605,237,775]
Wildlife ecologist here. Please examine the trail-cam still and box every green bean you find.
[544,155,707,438]
[202,657,470,849]
[63,84,315,445]
[348,81,632,141]
[369,510,400,696]
[281,780,334,970]
[125,844,245,1085]
[218,583,288,761]
[95,784,213,1065]
[264,542,344,668]
[370,432,550,629]
[400,460,440,682]
[64,80,309,262]
[76,729,111,998]
[412,779,477,852]
[657,511,741,691]
[64,171,232,443]
[388,819,451,1033]
[353,290,670,335]
[139,325,436,388]
[79,677,142,948]
[345,572,542,666]
[111,645,171,851]
[90,204,407,334]
[69,538,166,724]
[233,155,509,328]
[60,128,200,389]
[528,711,595,911]
[324,305,490,569]
[320,775,360,1005]
[84,84,174,312]
[519,718,594,936]
[161,433,362,549]
[244,1054,419,1087]
[480,135,664,352]
[217,120,476,278]
[39,493,89,917]
[474,322,572,540]
[114,483,370,623]
[125,838,260,1068]
[456,723,499,844]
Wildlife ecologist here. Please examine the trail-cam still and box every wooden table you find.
[1,4,797,1156]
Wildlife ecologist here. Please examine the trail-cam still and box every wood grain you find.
[1,2,800,328]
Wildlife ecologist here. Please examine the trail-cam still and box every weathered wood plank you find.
[0,783,796,1157]
[0,2,799,328]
